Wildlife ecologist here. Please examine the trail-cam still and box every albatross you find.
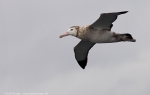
[59,11,136,69]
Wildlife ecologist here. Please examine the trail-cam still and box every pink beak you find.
[59,32,69,38]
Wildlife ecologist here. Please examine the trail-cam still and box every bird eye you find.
[70,29,73,31]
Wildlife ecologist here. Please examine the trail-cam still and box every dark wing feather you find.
[90,11,128,30]
[74,40,95,69]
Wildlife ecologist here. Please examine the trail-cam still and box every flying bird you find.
[59,11,136,69]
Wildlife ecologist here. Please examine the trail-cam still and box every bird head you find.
[59,26,79,38]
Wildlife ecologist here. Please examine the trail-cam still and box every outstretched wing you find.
[74,40,95,69]
[90,11,128,30]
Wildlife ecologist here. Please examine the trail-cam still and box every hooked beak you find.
[59,32,69,38]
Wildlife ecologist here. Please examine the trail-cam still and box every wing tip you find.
[77,59,87,69]
[119,11,129,15]
[100,11,129,15]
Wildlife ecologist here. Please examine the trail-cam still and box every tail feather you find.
[120,33,136,42]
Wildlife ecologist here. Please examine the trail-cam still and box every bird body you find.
[59,11,136,69]
[73,25,136,43]
[74,25,115,43]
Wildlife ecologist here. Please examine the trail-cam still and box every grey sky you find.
[0,0,150,95]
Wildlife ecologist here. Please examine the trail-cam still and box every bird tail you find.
[120,33,136,42]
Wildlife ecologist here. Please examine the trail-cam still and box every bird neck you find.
[77,25,89,38]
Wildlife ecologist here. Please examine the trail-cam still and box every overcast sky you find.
[1,0,150,95]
